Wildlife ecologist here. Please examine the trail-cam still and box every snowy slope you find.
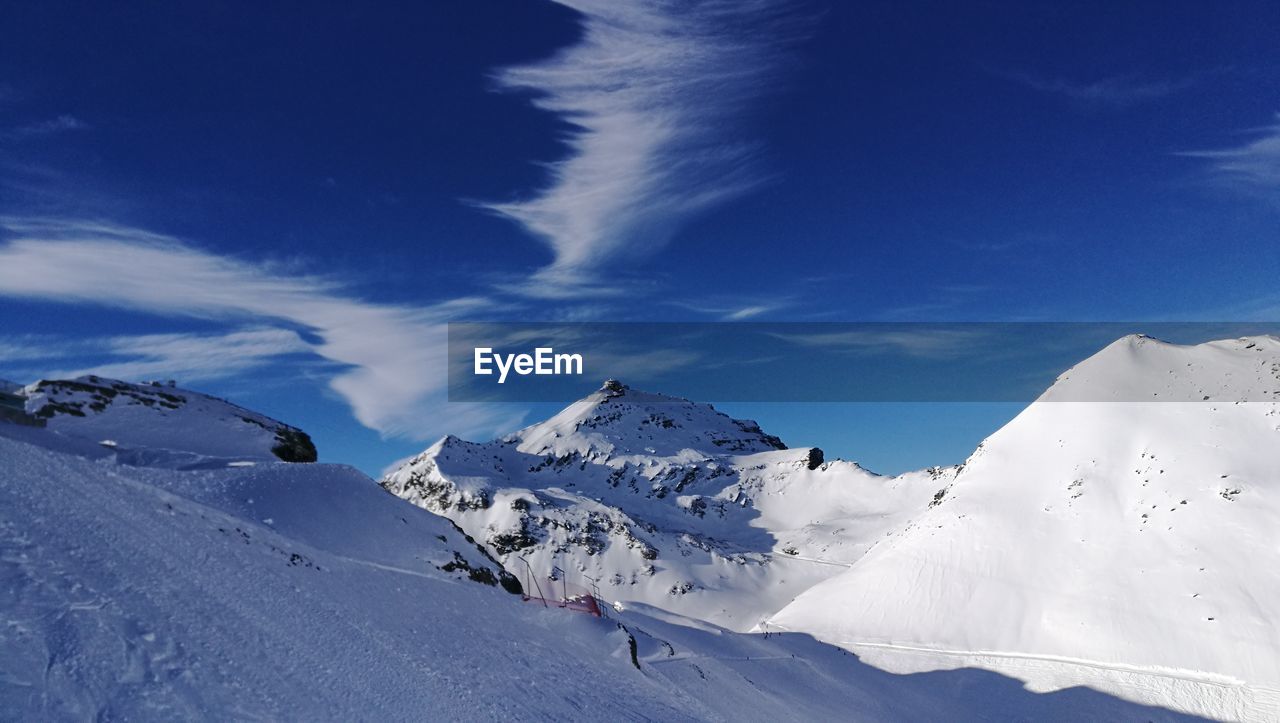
[14,375,316,467]
[767,335,1280,718]
[383,381,954,630]
[0,418,1198,720]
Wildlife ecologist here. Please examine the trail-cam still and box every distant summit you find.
[383,382,941,629]
[506,378,787,460]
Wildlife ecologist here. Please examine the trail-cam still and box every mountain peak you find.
[506,383,785,459]
[1044,334,1280,402]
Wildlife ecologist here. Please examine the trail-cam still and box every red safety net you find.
[518,565,604,618]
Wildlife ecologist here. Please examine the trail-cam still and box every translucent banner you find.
[447,322,1280,403]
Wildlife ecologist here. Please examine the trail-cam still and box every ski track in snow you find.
[841,640,1280,723]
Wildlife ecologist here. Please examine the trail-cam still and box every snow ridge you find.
[768,335,1280,708]
[384,335,1280,719]
[383,380,953,629]
[0,382,1200,721]
[13,375,317,467]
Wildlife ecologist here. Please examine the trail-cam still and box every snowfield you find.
[766,335,1280,719]
[2,334,1277,720]
[383,335,1280,720]
[0,423,1195,720]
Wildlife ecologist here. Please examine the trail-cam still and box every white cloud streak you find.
[665,297,791,321]
[0,219,524,440]
[771,329,991,359]
[2,114,89,139]
[483,0,803,292]
[1181,113,1280,192]
[56,328,311,382]
[0,328,306,381]
[722,305,773,321]
[997,71,1194,108]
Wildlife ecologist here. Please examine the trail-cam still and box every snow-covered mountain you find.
[10,375,317,467]
[380,335,1280,720]
[767,335,1280,717]
[0,379,1188,720]
[382,380,957,630]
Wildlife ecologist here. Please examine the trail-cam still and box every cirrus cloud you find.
[0,218,525,441]
[482,0,806,293]
[1181,112,1280,193]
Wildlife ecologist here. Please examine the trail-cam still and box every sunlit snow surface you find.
[0,428,1198,720]
[768,336,1280,719]
[383,381,955,631]
[386,336,1280,720]
[3,335,1278,719]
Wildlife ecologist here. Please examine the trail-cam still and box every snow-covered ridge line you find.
[1044,333,1280,402]
[1,336,1269,719]
[383,378,955,630]
[768,334,1280,715]
[385,334,1280,719]
[7,374,318,466]
[0,430,1195,720]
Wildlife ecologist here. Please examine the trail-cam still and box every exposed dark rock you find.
[271,428,317,463]
[806,447,824,470]
[930,487,949,507]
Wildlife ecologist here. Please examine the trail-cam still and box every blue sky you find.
[1,1,1277,475]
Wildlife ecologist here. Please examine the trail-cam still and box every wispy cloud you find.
[665,296,792,321]
[996,70,1195,108]
[0,218,524,440]
[0,327,311,382]
[70,328,310,381]
[1180,113,1280,193]
[482,0,804,292]
[2,114,89,140]
[0,335,79,363]
[722,305,774,321]
[770,328,991,359]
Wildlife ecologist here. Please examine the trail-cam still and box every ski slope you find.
[767,335,1280,720]
[0,425,1199,720]
[3,335,1276,719]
